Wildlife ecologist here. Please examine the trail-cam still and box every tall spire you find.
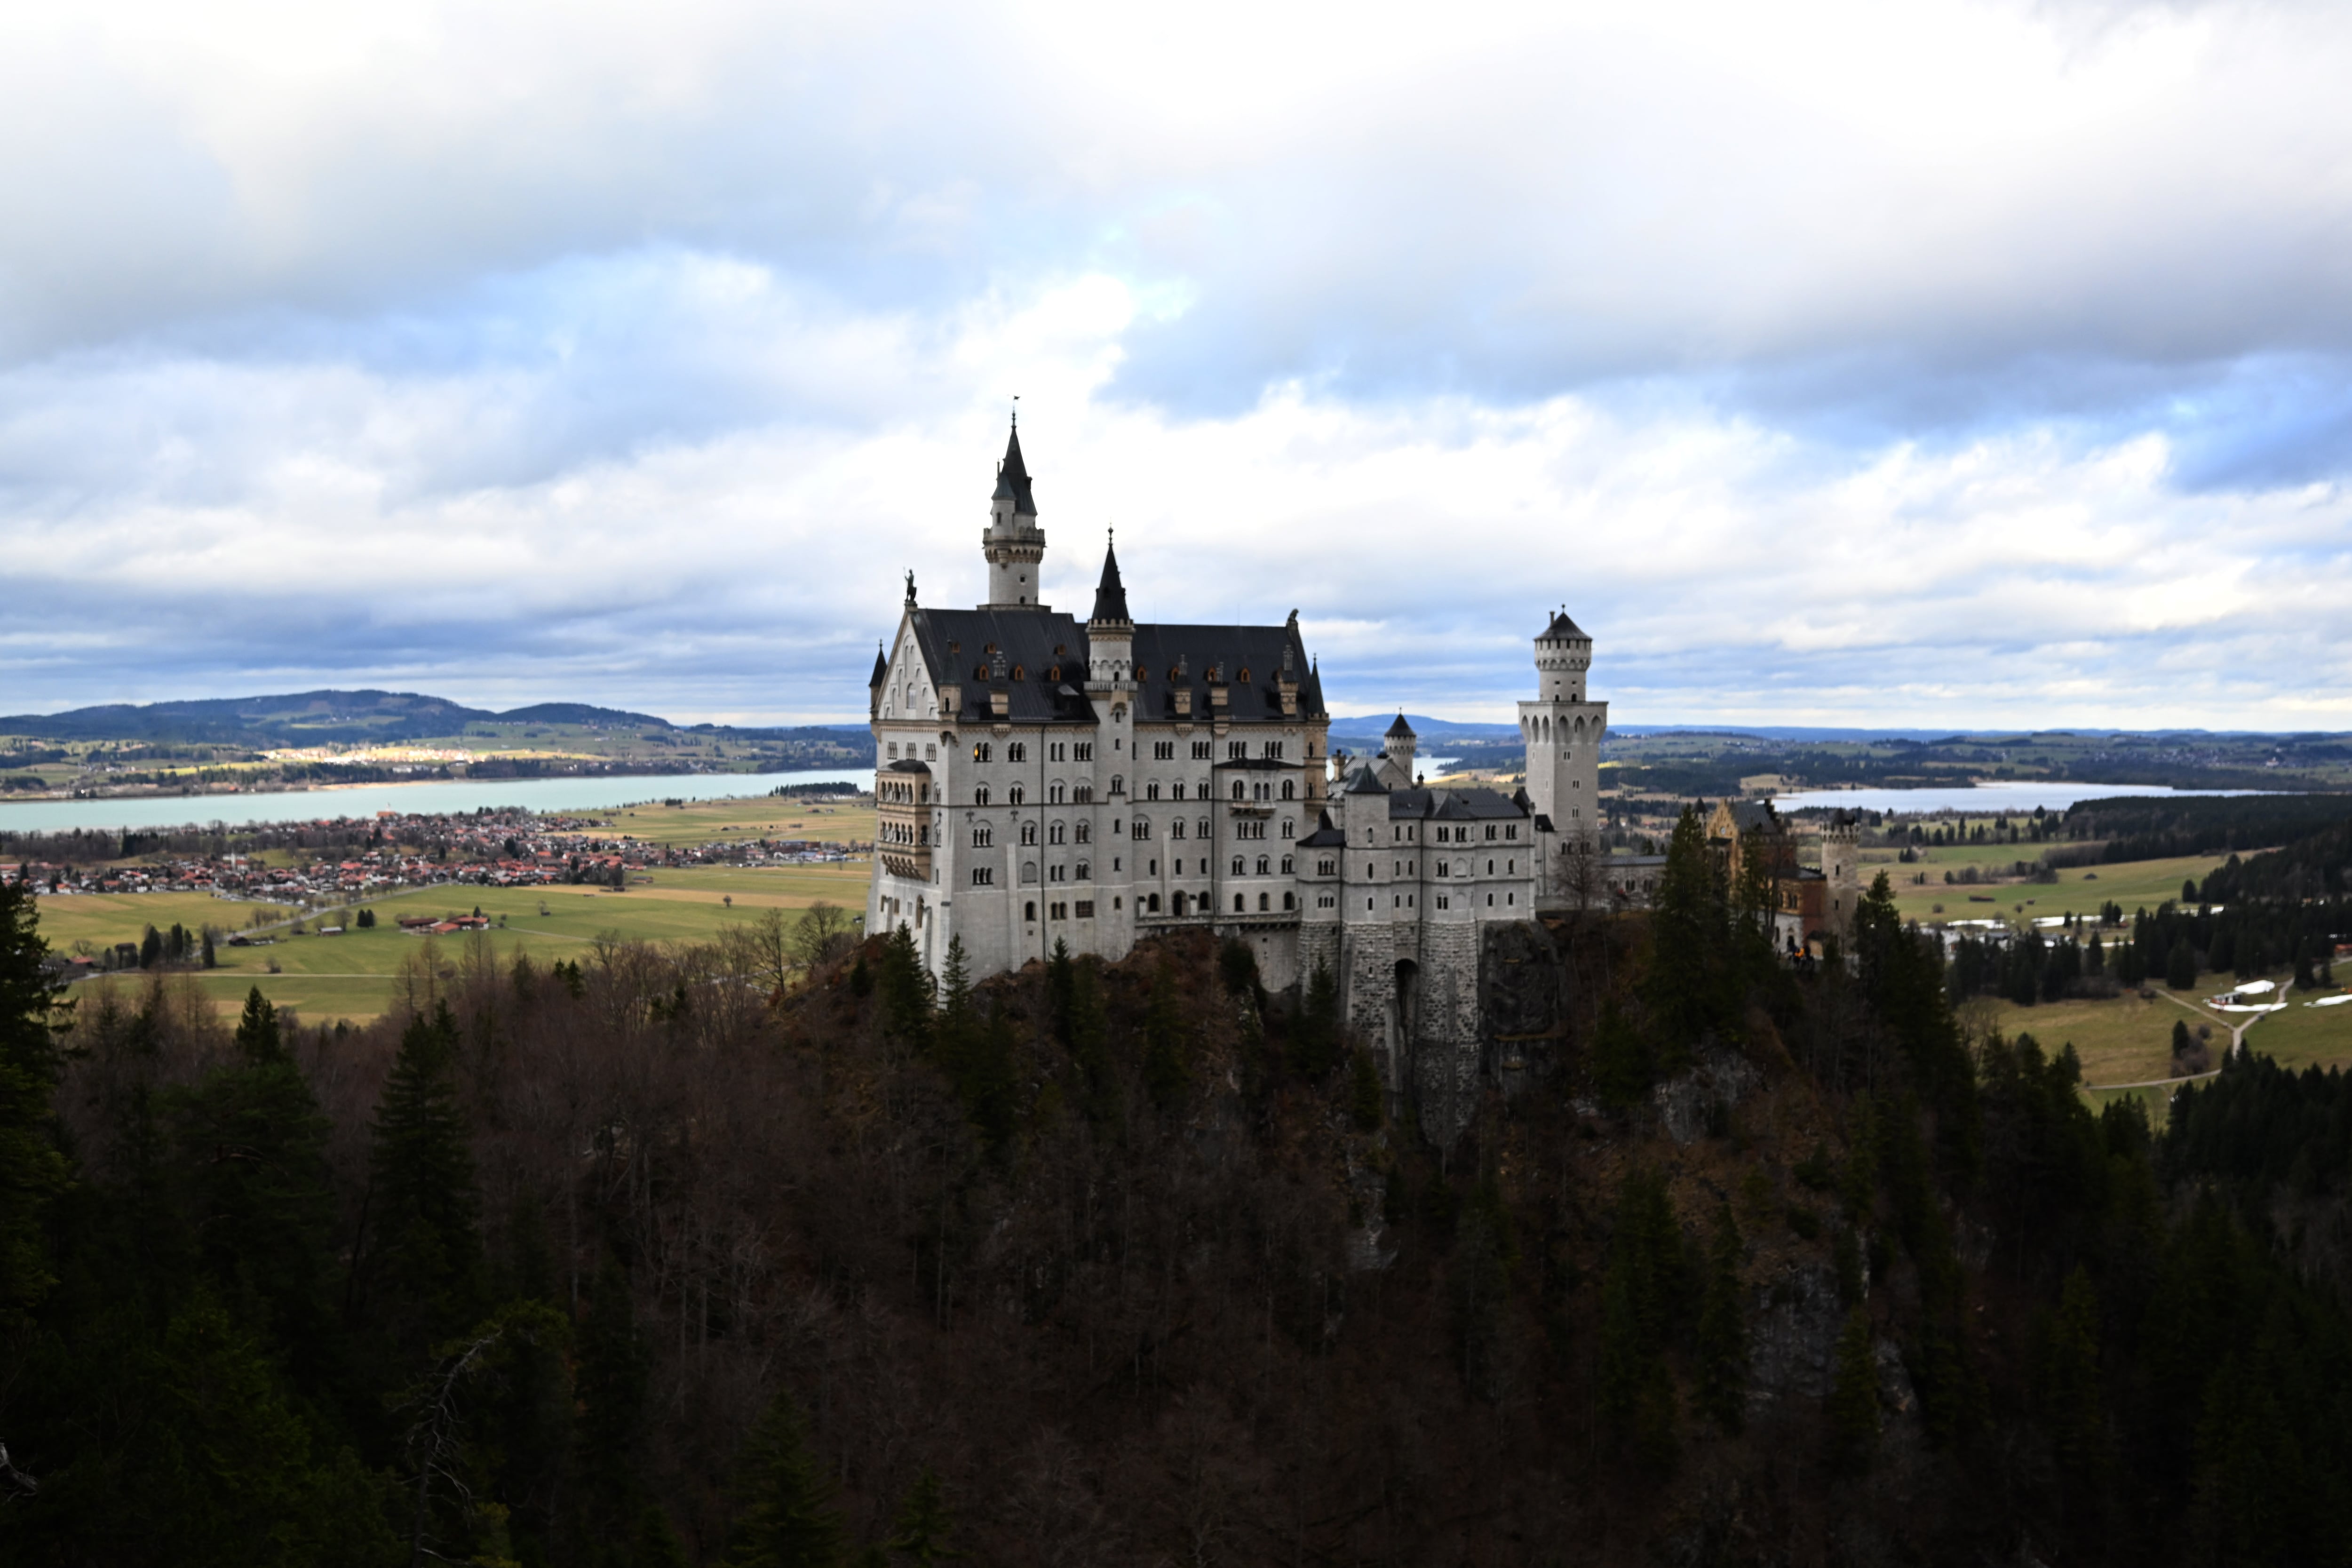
[1090,531,1130,625]
[995,418,1037,517]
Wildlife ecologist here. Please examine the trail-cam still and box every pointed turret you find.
[1385,712,1416,740]
[982,414,1048,609]
[868,640,888,690]
[1090,536,1131,626]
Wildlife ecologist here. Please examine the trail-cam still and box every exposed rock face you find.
[1748,1260,1845,1409]
[1652,1047,1762,1146]
[1479,921,1565,1093]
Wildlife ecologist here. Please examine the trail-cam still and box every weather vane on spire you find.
[1011,394,1019,429]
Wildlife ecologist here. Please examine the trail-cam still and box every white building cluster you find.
[867,424,1610,1133]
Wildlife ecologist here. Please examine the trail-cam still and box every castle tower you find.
[982,418,1047,609]
[1519,608,1608,843]
[1087,534,1132,683]
[1822,808,1861,940]
[1378,712,1418,788]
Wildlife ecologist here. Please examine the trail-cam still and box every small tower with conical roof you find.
[1520,608,1610,890]
[1087,533,1132,685]
[1376,712,1418,788]
[982,416,1048,609]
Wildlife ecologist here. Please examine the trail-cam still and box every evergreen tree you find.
[878,924,932,1048]
[0,880,68,1325]
[1293,958,1341,1080]
[1642,805,1733,1063]
[1142,962,1190,1108]
[2166,939,2198,992]
[176,987,342,1407]
[359,1001,485,1361]
[882,1468,959,1565]
[725,1387,846,1568]
[1589,999,1653,1110]
[1348,1048,1384,1132]
[1695,1205,1749,1433]
[1825,1307,1879,1474]
[574,1258,650,1525]
[1597,1169,1683,1472]
[636,1505,693,1568]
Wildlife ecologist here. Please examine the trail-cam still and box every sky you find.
[3,0,2351,730]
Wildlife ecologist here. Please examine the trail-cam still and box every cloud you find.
[2,1,2351,726]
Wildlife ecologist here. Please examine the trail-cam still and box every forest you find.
[1,808,2350,1565]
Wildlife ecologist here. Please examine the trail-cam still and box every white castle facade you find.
[867,424,1608,1130]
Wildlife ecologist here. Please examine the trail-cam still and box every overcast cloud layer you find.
[3,0,2350,728]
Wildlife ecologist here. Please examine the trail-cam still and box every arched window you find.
[1011,665,1025,681]
[1255,855,1270,875]
[974,785,990,806]
[1172,781,1186,801]
[1258,892,1269,911]
[1197,818,1209,840]
[1075,821,1091,844]
[1009,783,1025,805]
[1233,894,1246,913]
[1020,821,1038,845]
[1281,779,1294,799]
[1281,855,1294,874]
[1025,901,1036,921]
[971,824,992,847]
[1148,893,1161,912]
[1147,781,1160,800]
[1282,891,1295,910]
[1049,821,1065,844]
[1022,861,1038,884]
[1231,781,1246,800]
[1049,781,1065,804]
[1172,891,1187,915]
[1106,777,1121,796]
[1230,855,1245,876]
[1170,820,1186,840]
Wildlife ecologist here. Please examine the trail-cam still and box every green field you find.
[1864,850,2247,927]
[1979,964,2352,1128]
[603,797,874,849]
[48,861,871,1023]
[33,890,296,954]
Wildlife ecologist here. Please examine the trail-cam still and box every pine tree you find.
[1348,1049,1384,1131]
[1695,1205,1749,1433]
[1597,1169,1683,1472]
[1142,962,1190,1109]
[878,924,932,1048]
[1589,999,1653,1110]
[574,1258,650,1523]
[2166,939,2198,992]
[359,1001,485,1360]
[1825,1307,1879,1473]
[178,987,341,1399]
[0,880,69,1325]
[1294,958,1340,1080]
[724,1387,846,1568]
[636,1505,693,1568]
[882,1468,959,1565]
[1642,805,1733,1065]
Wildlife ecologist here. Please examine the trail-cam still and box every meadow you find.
[54,860,870,1023]
[1861,848,2244,926]
[601,796,874,848]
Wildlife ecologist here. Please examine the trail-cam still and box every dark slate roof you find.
[1341,764,1389,795]
[902,610,1325,727]
[1300,658,1325,714]
[1090,539,1130,625]
[1129,622,1325,725]
[1723,801,1784,834]
[1387,786,1529,822]
[906,608,1098,725]
[1298,810,1347,848]
[1538,609,1589,641]
[868,641,888,690]
[1385,712,1415,739]
[993,424,1037,516]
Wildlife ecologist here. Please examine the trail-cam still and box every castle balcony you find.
[879,847,933,883]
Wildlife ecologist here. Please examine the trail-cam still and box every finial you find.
[1011,395,1019,429]
[904,569,916,605]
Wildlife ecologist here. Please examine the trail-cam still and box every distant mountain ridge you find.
[0,690,867,748]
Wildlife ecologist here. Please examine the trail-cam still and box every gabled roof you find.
[1385,712,1415,739]
[1386,785,1528,821]
[1721,800,1784,835]
[1538,609,1589,641]
[1297,809,1347,848]
[1090,539,1130,625]
[1341,764,1389,795]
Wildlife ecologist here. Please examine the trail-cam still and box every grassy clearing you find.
[1870,851,2247,927]
[602,797,874,849]
[47,862,871,1022]
[33,891,295,954]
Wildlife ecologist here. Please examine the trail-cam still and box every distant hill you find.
[1327,713,1524,745]
[0,690,865,750]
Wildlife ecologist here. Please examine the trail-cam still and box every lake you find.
[0,768,868,835]
[1771,781,2274,816]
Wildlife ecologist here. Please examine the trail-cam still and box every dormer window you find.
[1011,665,1025,682]
[1237,667,1250,683]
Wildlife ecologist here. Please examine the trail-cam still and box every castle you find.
[864,423,1834,1136]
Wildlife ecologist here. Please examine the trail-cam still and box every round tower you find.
[1519,607,1609,901]
[1533,610,1592,702]
[982,417,1047,609]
